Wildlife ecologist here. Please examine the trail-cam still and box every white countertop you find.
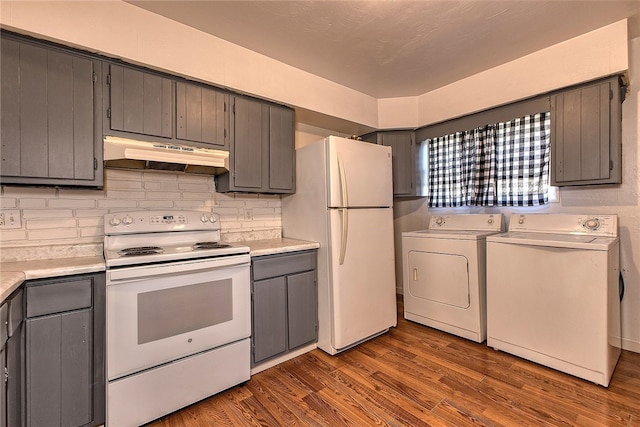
[242,237,319,257]
[0,256,106,302]
[0,238,318,303]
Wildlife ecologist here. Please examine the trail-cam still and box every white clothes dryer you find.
[486,213,621,387]
[402,214,503,342]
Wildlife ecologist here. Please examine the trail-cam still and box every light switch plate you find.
[0,210,22,229]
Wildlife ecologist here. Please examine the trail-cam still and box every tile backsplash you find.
[0,169,282,259]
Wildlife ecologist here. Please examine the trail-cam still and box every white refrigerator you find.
[282,136,397,355]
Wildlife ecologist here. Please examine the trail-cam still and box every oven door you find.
[106,254,250,380]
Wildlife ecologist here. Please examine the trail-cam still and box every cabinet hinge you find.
[224,128,227,139]
[107,108,111,119]
[106,74,111,86]
[94,158,98,170]
[92,72,97,84]
[224,101,227,113]
[3,367,8,383]
[610,89,614,101]
[610,160,614,171]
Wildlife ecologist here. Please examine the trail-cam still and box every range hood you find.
[104,136,229,175]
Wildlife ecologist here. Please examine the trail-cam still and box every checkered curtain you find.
[427,132,465,207]
[464,126,497,206]
[426,112,550,207]
[495,112,550,206]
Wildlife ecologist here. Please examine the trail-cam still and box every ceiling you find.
[128,1,640,99]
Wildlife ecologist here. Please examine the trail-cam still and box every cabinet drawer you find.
[252,251,316,281]
[26,278,92,318]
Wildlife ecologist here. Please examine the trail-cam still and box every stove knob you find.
[109,216,121,226]
[209,215,217,223]
[435,217,444,226]
[200,214,208,223]
[122,215,134,225]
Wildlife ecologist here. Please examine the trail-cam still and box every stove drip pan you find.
[119,246,164,256]
[193,242,231,250]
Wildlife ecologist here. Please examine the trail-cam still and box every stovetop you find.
[103,210,249,267]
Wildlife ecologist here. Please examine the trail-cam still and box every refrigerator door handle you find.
[337,153,349,207]
[339,208,348,265]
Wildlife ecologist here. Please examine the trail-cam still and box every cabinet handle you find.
[413,268,418,281]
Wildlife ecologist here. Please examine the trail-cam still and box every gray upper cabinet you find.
[106,63,172,139]
[216,96,295,193]
[176,81,228,148]
[551,76,622,186]
[269,105,295,191]
[105,63,230,151]
[1,34,103,187]
[361,130,416,197]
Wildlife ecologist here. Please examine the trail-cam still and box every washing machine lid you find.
[403,229,503,240]
[487,231,618,250]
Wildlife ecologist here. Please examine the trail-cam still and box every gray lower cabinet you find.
[24,273,105,427]
[551,76,623,186]
[251,250,317,366]
[216,96,295,193]
[361,130,416,197]
[0,33,103,187]
[1,287,24,427]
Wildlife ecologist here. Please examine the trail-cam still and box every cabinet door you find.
[27,310,92,427]
[551,78,621,186]
[252,277,287,364]
[108,64,172,138]
[1,37,101,186]
[231,96,268,190]
[269,105,295,192]
[176,81,228,148]
[380,132,415,196]
[287,271,317,350]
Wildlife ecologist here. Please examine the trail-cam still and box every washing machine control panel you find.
[508,214,617,237]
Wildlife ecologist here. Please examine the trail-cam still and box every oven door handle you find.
[107,255,250,283]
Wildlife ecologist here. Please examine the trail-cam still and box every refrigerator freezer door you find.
[327,208,397,351]
[326,137,393,208]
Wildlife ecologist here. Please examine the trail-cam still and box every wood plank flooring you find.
[149,298,640,426]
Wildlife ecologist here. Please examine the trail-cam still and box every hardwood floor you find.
[150,298,640,426]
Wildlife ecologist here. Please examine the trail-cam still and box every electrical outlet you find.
[244,209,253,221]
[0,210,22,229]
[547,186,560,203]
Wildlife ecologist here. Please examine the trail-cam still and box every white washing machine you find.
[486,213,621,387]
[402,214,503,342]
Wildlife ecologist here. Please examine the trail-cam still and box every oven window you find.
[137,279,233,344]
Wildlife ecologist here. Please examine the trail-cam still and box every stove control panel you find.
[104,210,221,234]
[150,214,188,225]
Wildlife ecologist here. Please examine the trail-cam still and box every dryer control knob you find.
[488,218,494,225]
[584,218,600,230]
[109,216,121,226]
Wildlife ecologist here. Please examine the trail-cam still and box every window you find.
[425,112,550,207]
